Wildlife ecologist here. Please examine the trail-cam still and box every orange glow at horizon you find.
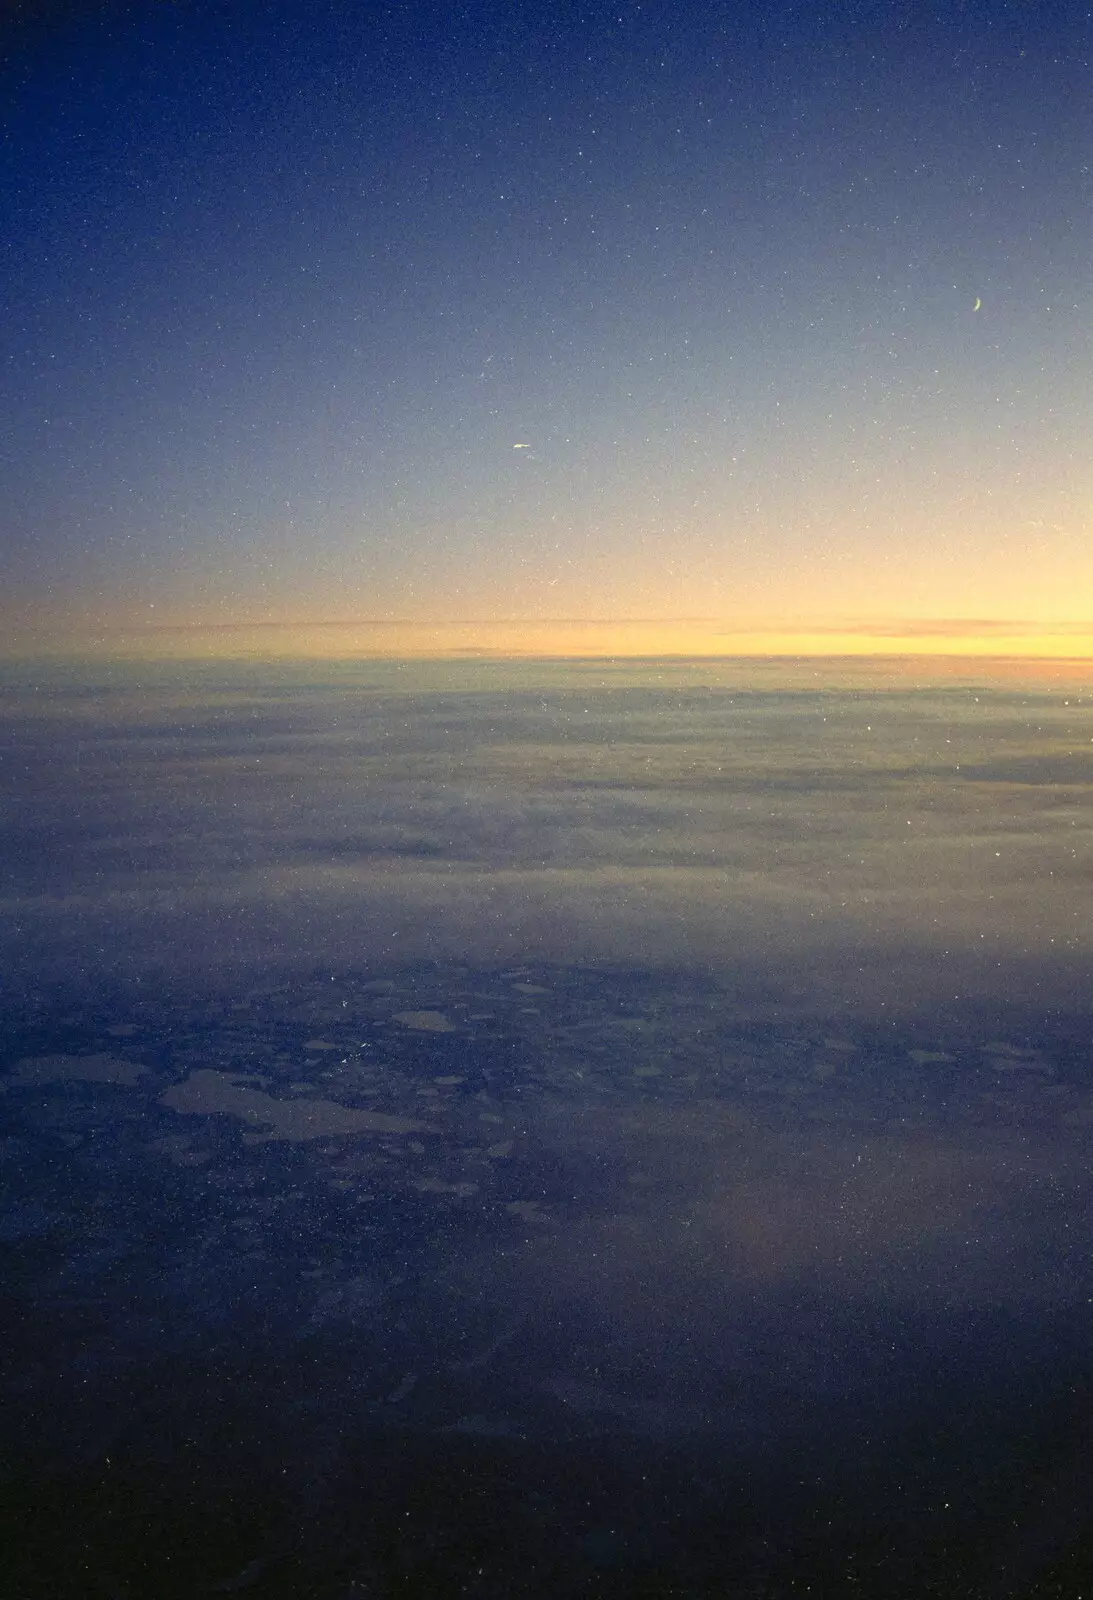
[5,614,1093,665]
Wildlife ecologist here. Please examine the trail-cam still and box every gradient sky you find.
[3,0,1091,655]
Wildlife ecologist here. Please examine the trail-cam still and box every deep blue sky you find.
[3,0,1091,651]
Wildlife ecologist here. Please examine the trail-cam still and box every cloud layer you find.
[1,663,1089,1021]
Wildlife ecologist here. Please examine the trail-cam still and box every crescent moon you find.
[973,297,982,312]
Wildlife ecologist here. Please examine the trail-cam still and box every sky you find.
[2,0,1091,658]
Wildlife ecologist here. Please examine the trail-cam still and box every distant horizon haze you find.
[4,614,1093,663]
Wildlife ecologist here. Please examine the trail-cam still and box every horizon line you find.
[14,615,1092,635]
[4,616,1093,667]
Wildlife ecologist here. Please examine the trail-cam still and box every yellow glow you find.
[5,616,1093,664]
